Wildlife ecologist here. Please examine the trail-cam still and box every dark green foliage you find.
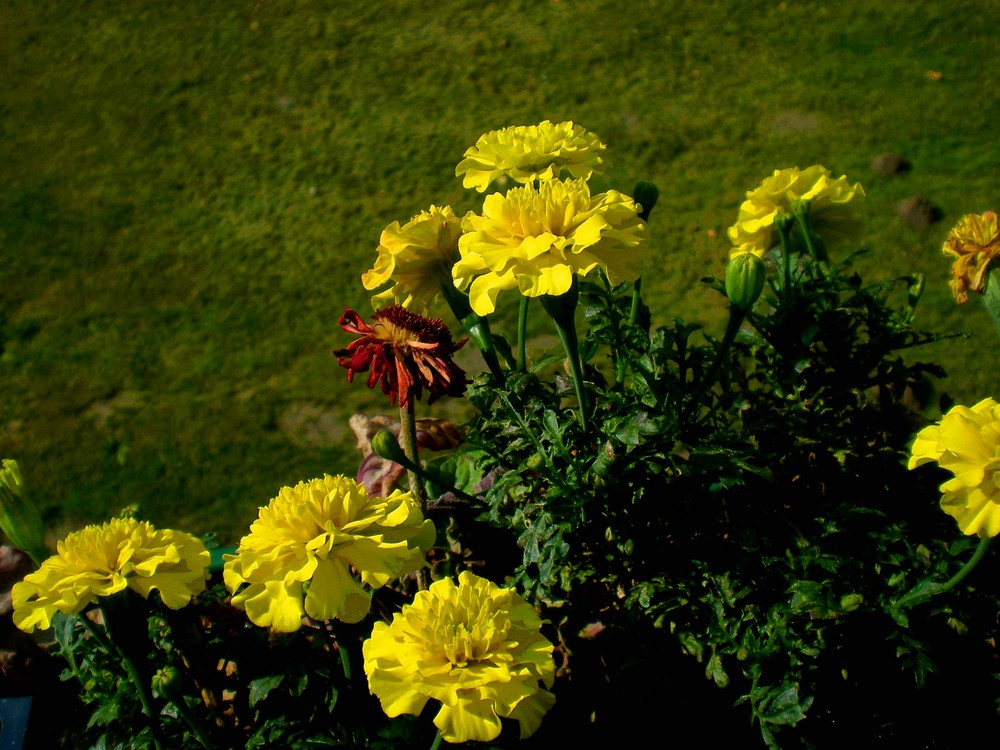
[456,253,1000,746]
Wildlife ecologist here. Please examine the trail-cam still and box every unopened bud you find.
[632,181,660,222]
[0,459,46,566]
[725,253,766,310]
[151,665,182,699]
[371,430,408,466]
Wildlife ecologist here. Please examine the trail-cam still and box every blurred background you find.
[2,0,998,544]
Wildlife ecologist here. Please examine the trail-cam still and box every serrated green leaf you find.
[248,674,283,707]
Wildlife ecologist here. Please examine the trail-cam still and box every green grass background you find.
[2,0,998,544]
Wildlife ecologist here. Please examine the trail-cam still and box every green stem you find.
[170,697,217,750]
[439,281,505,382]
[776,213,793,304]
[337,638,353,682]
[682,305,747,422]
[791,199,825,264]
[429,728,443,750]
[100,598,166,750]
[629,276,643,326]
[397,401,425,512]
[398,401,430,590]
[518,295,529,371]
[942,536,992,591]
[540,282,589,432]
[894,537,992,609]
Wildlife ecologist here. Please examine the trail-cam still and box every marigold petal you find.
[434,698,503,744]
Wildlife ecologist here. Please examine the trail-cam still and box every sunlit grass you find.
[2,0,998,543]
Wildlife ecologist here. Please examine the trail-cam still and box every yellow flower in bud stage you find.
[362,205,464,314]
[12,518,210,633]
[453,177,646,316]
[908,397,1000,537]
[941,210,1000,304]
[363,571,556,744]
[727,165,865,259]
[223,475,434,632]
[456,120,606,192]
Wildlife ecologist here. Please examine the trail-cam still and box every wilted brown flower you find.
[942,210,1000,304]
[335,306,468,408]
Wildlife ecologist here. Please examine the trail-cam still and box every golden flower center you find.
[432,610,510,668]
[369,319,416,349]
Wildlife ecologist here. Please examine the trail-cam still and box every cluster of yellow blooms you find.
[11,474,556,743]
[364,119,647,318]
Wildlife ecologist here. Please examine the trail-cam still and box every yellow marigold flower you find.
[12,518,210,633]
[223,475,434,632]
[453,177,646,316]
[908,397,1000,537]
[456,120,606,192]
[362,205,464,314]
[727,165,865,258]
[941,210,1000,304]
[363,571,556,744]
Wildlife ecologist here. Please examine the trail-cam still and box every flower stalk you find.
[438,281,505,382]
[893,537,992,609]
[540,280,589,431]
[100,594,167,750]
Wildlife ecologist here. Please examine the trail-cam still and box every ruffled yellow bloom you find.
[908,397,1000,537]
[727,165,865,258]
[223,475,434,632]
[363,571,555,744]
[453,177,646,316]
[456,120,606,192]
[12,518,210,633]
[362,205,464,313]
[941,210,1000,304]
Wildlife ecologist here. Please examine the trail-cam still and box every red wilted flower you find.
[335,306,468,408]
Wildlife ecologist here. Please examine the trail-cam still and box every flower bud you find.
[0,459,47,566]
[371,430,408,466]
[725,253,766,310]
[632,181,660,222]
[151,665,182,699]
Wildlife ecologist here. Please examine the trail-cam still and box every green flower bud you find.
[632,181,660,222]
[371,430,408,466]
[151,665,182,699]
[0,459,47,566]
[725,253,766,310]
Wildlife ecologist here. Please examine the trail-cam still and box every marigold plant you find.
[452,177,646,315]
[908,397,1000,537]
[455,119,605,192]
[12,517,210,632]
[224,474,435,631]
[727,164,864,258]
[363,570,556,744]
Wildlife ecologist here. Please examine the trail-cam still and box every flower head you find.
[941,210,1000,304]
[727,165,865,258]
[12,517,210,632]
[908,397,1000,537]
[362,205,464,314]
[224,474,435,632]
[335,306,468,408]
[452,177,646,316]
[456,120,606,192]
[363,571,556,744]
